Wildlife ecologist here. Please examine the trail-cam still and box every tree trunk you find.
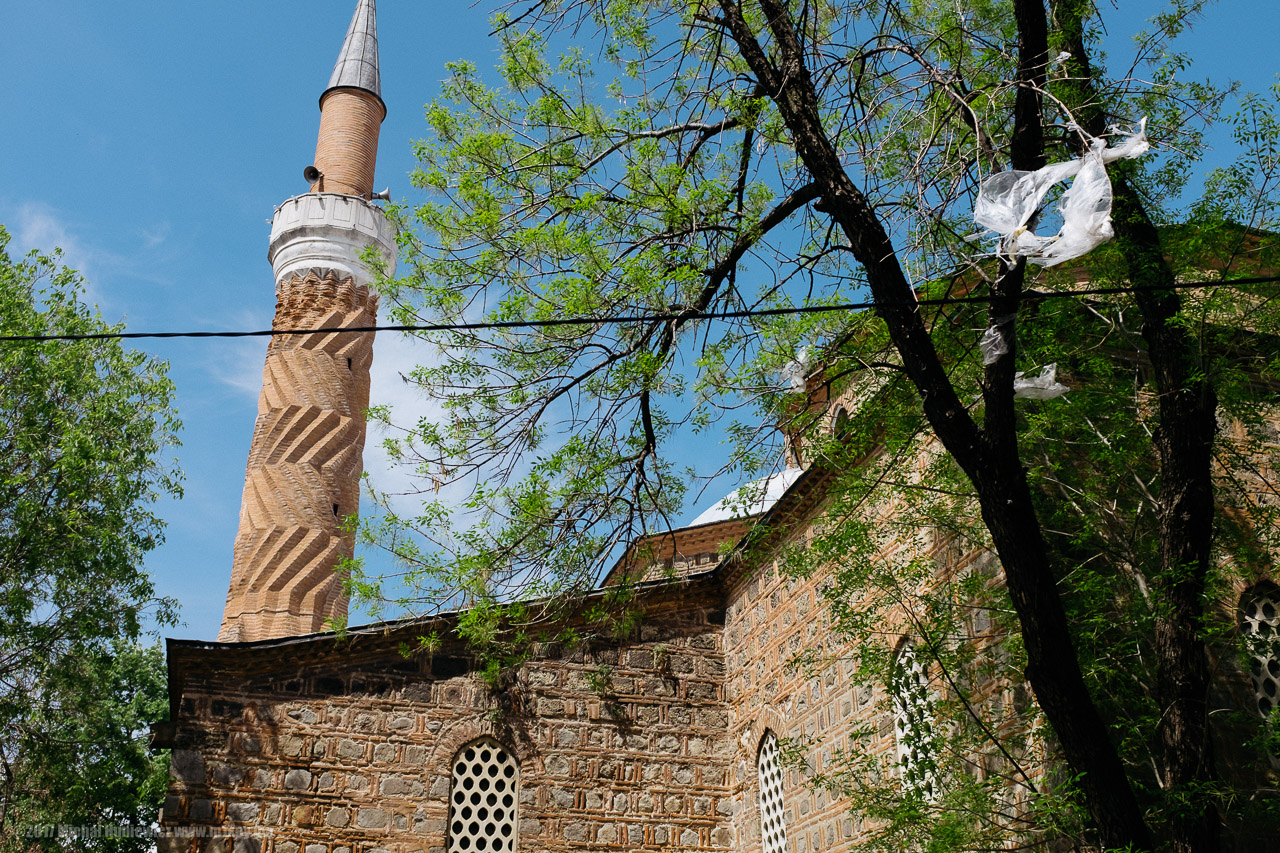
[1054,1,1223,847]
[717,1,1158,847]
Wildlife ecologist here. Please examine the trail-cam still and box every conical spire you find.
[324,0,382,108]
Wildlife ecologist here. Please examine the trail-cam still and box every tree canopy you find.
[352,2,1280,850]
[0,226,181,851]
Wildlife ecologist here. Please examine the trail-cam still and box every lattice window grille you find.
[757,730,789,853]
[892,641,938,799]
[1241,585,1280,720]
[447,738,519,853]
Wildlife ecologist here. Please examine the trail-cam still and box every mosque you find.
[153,3,1278,852]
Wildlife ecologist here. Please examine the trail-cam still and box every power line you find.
[2,274,1278,344]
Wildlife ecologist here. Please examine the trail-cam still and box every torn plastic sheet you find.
[781,346,811,392]
[1013,363,1069,400]
[980,325,1008,365]
[979,314,1017,365]
[973,119,1149,266]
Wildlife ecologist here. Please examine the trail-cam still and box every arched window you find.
[891,641,937,798]
[831,405,853,442]
[447,737,519,853]
[757,730,788,853]
[1240,583,1280,720]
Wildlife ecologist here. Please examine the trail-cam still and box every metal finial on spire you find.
[323,0,382,107]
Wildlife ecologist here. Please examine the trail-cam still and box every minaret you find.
[219,0,396,642]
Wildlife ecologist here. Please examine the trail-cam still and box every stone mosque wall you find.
[159,580,738,853]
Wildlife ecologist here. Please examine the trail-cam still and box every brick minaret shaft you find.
[220,0,395,642]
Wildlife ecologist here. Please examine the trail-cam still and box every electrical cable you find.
[1,274,1277,344]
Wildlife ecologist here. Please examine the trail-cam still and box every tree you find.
[0,226,182,851]
[353,2,1280,851]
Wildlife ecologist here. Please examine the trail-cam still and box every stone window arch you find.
[446,737,519,853]
[831,405,852,441]
[891,640,937,798]
[757,730,789,853]
[1240,582,1280,720]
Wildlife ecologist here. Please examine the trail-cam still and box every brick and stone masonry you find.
[310,89,384,199]
[219,0,393,642]
[164,580,736,853]
[219,271,377,642]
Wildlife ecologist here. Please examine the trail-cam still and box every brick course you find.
[311,89,384,198]
[165,581,736,853]
[219,269,377,642]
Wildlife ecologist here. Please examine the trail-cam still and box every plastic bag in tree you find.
[1013,363,1070,400]
[980,325,1008,365]
[974,120,1149,266]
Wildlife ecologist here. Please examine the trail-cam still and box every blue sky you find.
[2,1,1277,641]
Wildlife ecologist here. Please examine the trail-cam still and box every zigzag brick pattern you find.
[219,269,377,642]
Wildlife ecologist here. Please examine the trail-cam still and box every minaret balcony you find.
[268,192,397,288]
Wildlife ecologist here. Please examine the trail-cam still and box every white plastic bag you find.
[973,119,1149,266]
[979,314,1017,365]
[1029,142,1114,266]
[781,346,810,391]
[1013,363,1070,400]
[980,325,1008,365]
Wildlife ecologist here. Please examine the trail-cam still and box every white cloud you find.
[140,221,171,249]
[204,308,272,397]
[7,202,101,294]
[364,330,449,515]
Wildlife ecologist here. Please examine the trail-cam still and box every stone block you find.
[287,706,320,724]
[324,807,350,828]
[170,750,205,784]
[357,808,388,829]
[280,736,307,758]
[161,794,181,819]
[232,838,260,853]
[380,775,423,797]
[372,742,396,763]
[284,769,312,790]
[337,739,364,761]
[226,802,259,823]
[233,733,263,754]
